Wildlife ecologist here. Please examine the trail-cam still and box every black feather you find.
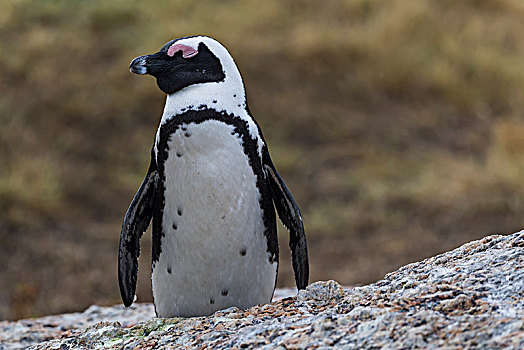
[263,148,309,290]
[118,149,157,306]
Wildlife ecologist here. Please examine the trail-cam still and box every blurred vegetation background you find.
[1,0,524,320]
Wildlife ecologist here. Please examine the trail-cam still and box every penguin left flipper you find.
[262,148,309,290]
[118,149,157,307]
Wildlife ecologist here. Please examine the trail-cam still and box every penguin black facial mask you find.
[129,42,226,94]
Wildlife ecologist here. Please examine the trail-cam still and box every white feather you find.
[152,120,277,317]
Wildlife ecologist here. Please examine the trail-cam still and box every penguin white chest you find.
[152,119,277,317]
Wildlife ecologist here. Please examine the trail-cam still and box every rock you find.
[1,231,523,349]
[0,303,155,350]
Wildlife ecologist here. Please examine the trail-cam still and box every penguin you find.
[118,35,308,318]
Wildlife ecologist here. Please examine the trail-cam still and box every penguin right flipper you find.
[262,148,309,290]
[118,149,157,307]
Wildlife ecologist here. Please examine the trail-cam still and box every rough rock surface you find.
[2,232,523,349]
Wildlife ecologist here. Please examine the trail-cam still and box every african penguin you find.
[118,35,309,317]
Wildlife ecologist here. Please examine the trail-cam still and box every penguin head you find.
[130,36,240,95]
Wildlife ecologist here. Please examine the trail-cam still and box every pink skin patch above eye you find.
[167,44,198,58]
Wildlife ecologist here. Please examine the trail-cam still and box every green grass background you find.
[1,0,523,319]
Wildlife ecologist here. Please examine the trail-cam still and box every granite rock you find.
[1,232,523,349]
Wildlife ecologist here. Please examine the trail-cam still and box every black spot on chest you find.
[151,109,278,267]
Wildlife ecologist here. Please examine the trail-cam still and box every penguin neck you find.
[155,61,265,159]
[160,71,247,126]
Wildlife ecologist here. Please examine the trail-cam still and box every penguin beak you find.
[129,55,148,75]
[129,52,174,76]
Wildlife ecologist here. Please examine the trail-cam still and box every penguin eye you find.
[167,44,198,58]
